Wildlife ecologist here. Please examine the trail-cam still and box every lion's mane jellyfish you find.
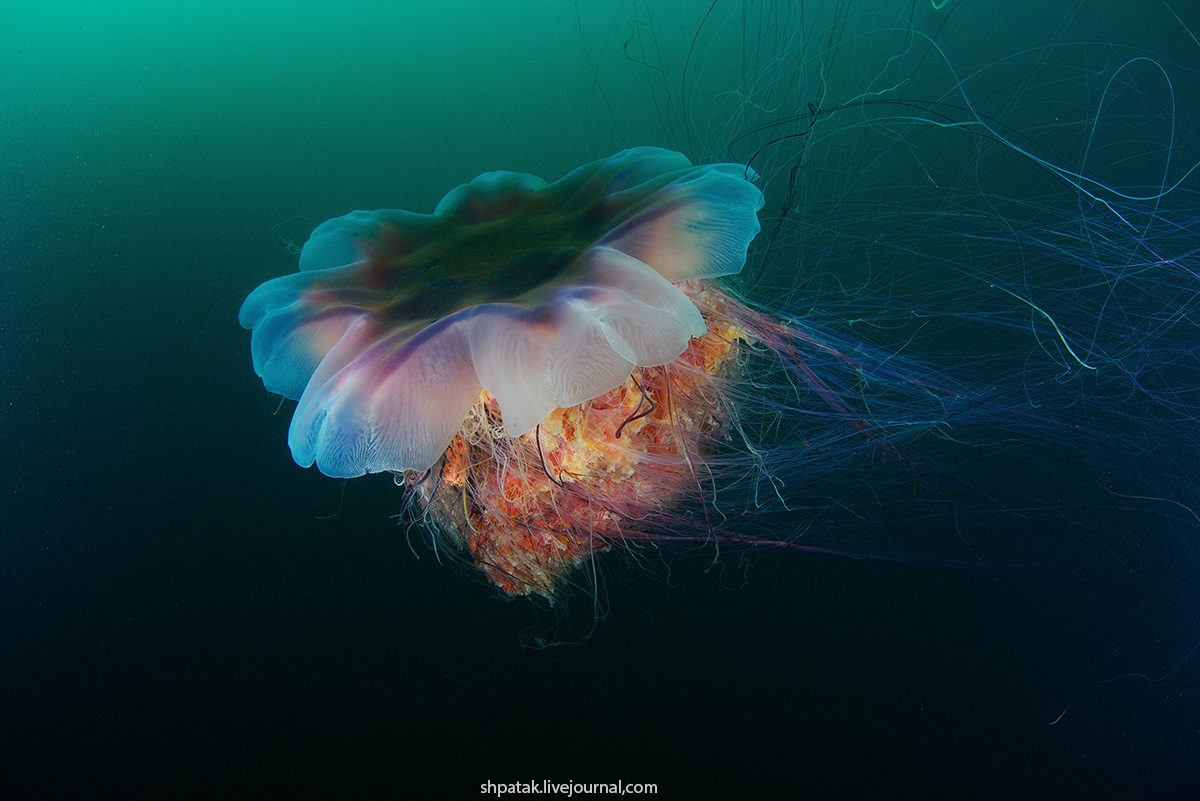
[240,147,801,598]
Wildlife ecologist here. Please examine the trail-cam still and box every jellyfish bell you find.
[240,147,775,597]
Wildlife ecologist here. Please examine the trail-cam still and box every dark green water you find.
[3,1,1199,798]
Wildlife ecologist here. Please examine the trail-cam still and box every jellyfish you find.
[241,142,1048,600]
[241,147,786,597]
[241,3,1200,623]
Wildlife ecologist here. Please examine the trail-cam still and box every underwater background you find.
[3,0,1200,798]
